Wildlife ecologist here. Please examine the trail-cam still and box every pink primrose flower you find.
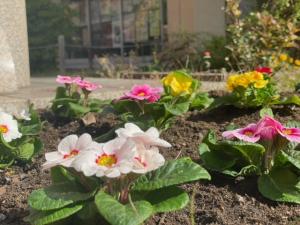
[122,84,163,103]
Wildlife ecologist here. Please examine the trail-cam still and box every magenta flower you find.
[256,116,283,140]
[223,116,300,143]
[278,127,300,142]
[122,84,163,103]
[76,80,102,92]
[56,75,81,84]
[222,123,260,143]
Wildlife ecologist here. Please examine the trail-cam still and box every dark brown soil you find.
[1,105,300,225]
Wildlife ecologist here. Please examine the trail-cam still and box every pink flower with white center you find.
[76,79,102,92]
[121,84,163,103]
[43,133,95,170]
[71,137,135,178]
[222,123,260,143]
[132,145,165,174]
[56,75,81,84]
[0,112,22,142]
[115,123,171,148]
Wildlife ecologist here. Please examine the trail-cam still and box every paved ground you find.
[0,77,225,113]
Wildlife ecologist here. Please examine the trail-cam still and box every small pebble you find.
[20,173,28,180]
[0,213,7,222]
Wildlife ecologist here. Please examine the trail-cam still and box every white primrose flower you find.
[0,111,22,142]
[43,133,95,170]
[132,145,165,174]
[71,137,135,178]
[115,123,172,148]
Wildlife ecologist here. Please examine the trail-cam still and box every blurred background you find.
[26,0,300,90]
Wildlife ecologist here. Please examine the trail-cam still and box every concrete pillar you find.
[0,0,30,93]
[167,0,226,36]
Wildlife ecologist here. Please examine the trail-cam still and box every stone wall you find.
[0,0,30,93]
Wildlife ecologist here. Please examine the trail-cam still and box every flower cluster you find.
[223,116,300,143]
[121,84,163,103]
[277,53,300,67]
[56,75,102,92]
[43,123,171,177]
[227,71,269,92]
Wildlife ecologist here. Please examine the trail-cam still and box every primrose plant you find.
[26,123,210,225]
[0,106,43,168]
[199,116,300,203]
[211,67,300,110]
[51,75,107,120]
[110,70,212,131]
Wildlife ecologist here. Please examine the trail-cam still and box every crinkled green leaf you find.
[135,186,189,213]
[280,150,300,170]
[132,157,210,191]
[203,131,265,167]
[258,168,300,204]
[163,100,190,116]
[199,143,237,172]
[29,182,94,211]
[95,191,153,225]
[14,142,35,161]
[25,204,83,225]
[190,93,213,110]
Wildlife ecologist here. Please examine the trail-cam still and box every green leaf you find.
[68,102,90,117]
[14,142,35,161]
[276,95,300,106]
[0,151,14,168]
[258,168,300,204]
[190,93,213,110]
[132,158,210,191]
[136,186,189,213]
[259,107,274,118]
[95,191,153,225]
[199,143,237,172]
[28,182,94,211]
[203,132,265,167]
[25,204,83,225]
[50,166,77,184]
[280,150,300,170]
[163,101,190,116]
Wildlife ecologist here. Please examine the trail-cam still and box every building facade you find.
[69,0,256,56]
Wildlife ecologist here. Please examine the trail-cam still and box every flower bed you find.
[0,100,300,225]
[1,71,300,225]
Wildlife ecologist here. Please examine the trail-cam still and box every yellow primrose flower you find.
[279,54,288,62]
[295,59,300,66]
[227,75,238,91]
[235,76,250,88]
[162,71,194,96]
[248,71,264,82]
[289,57,294,64]
[254,79,268,89]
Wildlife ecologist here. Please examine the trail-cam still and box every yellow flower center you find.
[63,149,79,159]
[244,131,254,137]
[138,92,145,96]
[283,129,293,135]
[96,154,117,167]
[0,125,8,134]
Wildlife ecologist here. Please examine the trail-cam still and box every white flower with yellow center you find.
[0,111,22,142]
[43,133,95,170]
[115,123,171,148]
[71,137,135,178]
